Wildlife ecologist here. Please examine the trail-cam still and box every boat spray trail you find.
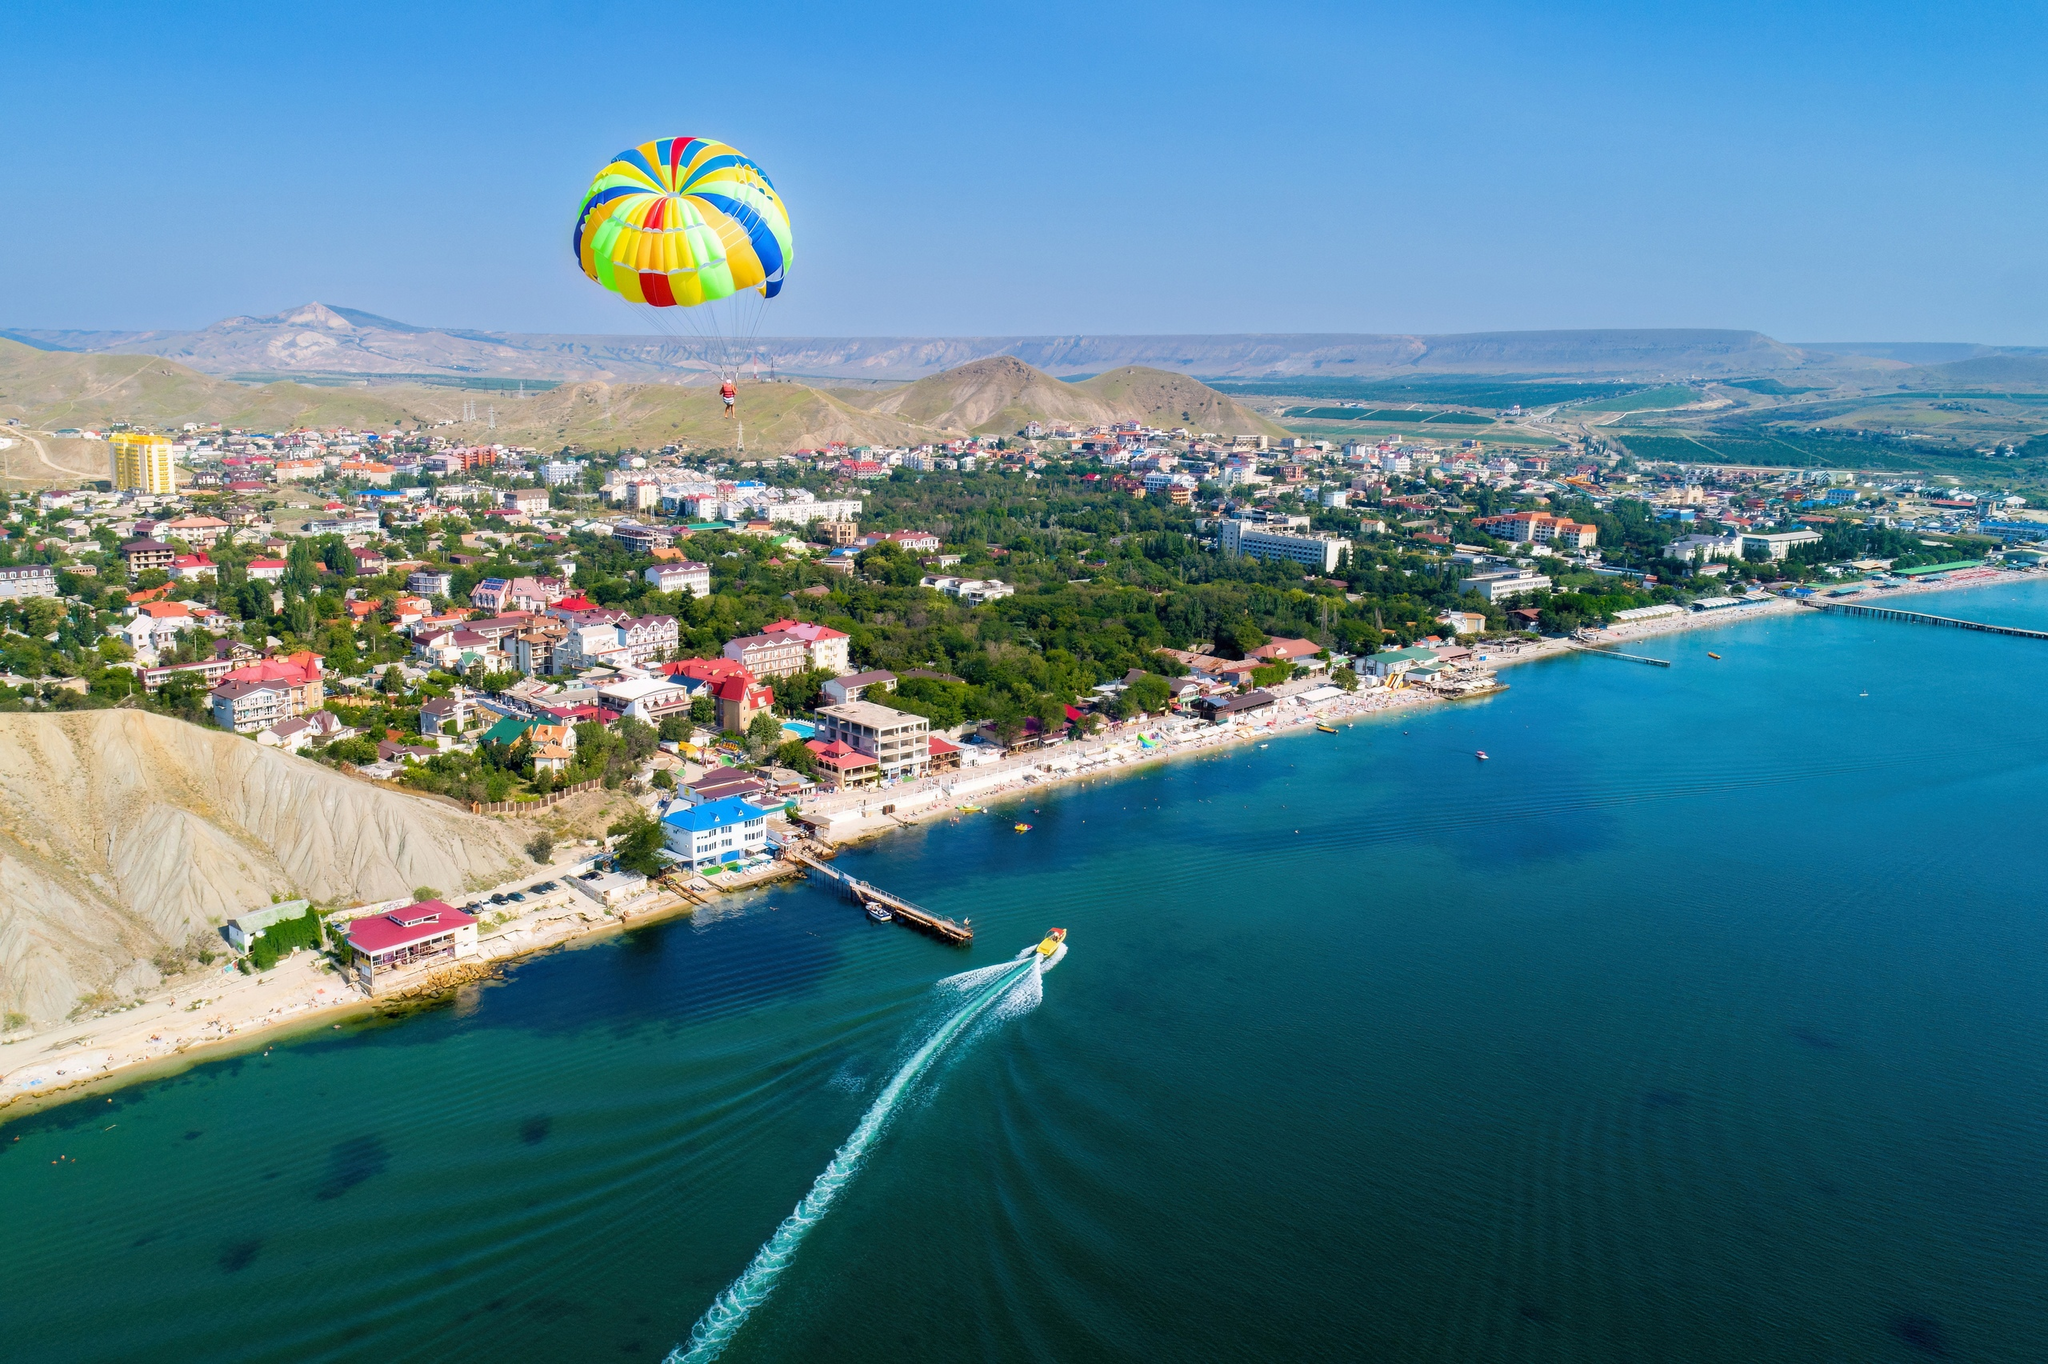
[665,956,1042,1363]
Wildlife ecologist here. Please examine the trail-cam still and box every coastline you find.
[4,568,2033,1120]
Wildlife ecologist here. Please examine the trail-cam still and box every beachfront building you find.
[1737,529,1824,561]
[1218,520,1353,573]
[814,700,931,781]
[1361,645,1444,681]
[1457,569,1552,603]
[661,796,771,870]
[341,900,478,992]
[806,738,880,789]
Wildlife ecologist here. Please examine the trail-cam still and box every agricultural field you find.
[1210,376,1648,409]
[1278,420,1558,447]
[1283,406,1493,425]
[1573,385,1705,412]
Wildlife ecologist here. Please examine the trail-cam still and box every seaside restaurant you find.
[342,900,479,991]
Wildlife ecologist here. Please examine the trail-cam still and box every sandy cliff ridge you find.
[0,710,530,1026]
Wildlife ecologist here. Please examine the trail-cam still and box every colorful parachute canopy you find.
[572,136,791,308]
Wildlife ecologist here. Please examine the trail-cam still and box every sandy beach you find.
[3,567,2033,1118]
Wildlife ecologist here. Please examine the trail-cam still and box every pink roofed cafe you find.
[342,900,478,992]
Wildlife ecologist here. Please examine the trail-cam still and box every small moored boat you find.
[1013,823,1033,833]
[1316,723,1337,734]
[1707,652,1722,659]
[866,903,893,923]
[1475,750,1489,760]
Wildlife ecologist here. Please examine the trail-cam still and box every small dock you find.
[1807,601,2048,640]
[786,850,974,945]
[1571,646,1671,667]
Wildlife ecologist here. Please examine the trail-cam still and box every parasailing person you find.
[570,135,791,450]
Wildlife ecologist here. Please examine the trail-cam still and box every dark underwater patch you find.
[314,1135,390,1200]
[519,1115,553,1145]
[217,1238,262,1272]
[1890,1312,1947,1356]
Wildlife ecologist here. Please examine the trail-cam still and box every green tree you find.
[689,693,717,725]
[1125,673,1172,715]
[773,737,818,775]
[617,715,659,764]
[747,709,784,749]
[606,812,667,877]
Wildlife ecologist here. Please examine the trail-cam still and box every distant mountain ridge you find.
[0,338,1281,448]
[6,303,1973,384]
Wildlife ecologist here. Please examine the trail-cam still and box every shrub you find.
[246,905,323,972]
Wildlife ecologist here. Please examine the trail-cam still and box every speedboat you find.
[1014,822,1033,832]
[1707,652,1722,660]
[1475,750,1489,760]
[1034,927,1068,969]
[866,902,893,923]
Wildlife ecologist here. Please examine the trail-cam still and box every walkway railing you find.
[1806,601,2048,640]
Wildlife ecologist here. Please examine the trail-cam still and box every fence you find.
[471,777,606,815]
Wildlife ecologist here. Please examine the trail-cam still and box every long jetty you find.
[1806,600,2048,640]
[786,849,974,945]
[1571,645,1672,667]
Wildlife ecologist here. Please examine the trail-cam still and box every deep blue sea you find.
[6,581,2048,1363]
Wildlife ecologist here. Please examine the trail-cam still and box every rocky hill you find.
[855,358,1283,437]
[0,710,530,1027]
[0,342,1283,450]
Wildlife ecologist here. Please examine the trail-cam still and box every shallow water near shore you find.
[7,581,2048,1362]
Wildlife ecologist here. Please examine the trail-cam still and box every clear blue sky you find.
[4,0,2043,342]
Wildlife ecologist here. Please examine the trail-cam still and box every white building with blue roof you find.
[661,796,771,869]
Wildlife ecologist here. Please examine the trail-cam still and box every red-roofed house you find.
[1248,637,1324,664]
[170,552,217,582]
[246,557,289,582]
[927,735,961,773]
[662,656,752,689]
[712,672,775,733]
[342,900,478,992]
[208,652,325,730]
[806,738,878,789]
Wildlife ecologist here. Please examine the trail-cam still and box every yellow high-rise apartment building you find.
[109,431,176,494]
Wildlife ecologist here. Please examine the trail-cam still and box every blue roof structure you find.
[661,796,769,834]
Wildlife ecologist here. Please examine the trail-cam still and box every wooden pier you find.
[1570,646,1672,667]
[786,850,974,945]
[1806,600,2048,640]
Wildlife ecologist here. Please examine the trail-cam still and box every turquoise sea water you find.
[7,582,2048,1363]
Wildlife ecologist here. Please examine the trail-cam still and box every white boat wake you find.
[665,950,1048,1362]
